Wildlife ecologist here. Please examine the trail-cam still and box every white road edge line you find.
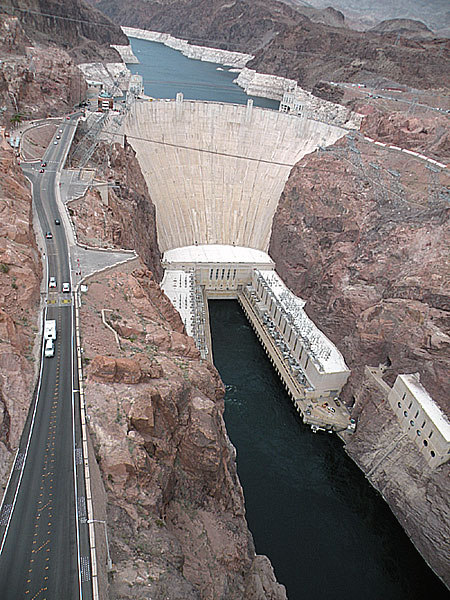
[0,304,48,554]
[72,292,83,600]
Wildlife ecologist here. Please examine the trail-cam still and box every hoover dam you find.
[124,96,348,252]
[124,96,356,433]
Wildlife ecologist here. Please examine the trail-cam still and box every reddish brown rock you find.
[0,135,41,488]
[81,265,286,599]
[269,121,450,584]
[69,143,162,280]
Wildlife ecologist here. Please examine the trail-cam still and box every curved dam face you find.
[125,98,348,253]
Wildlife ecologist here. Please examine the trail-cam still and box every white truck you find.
[44,319,57,358]
[44,319,57,340]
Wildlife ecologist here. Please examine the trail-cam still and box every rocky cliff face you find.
[70,140,162,280]
[88,0,450,90]
[341,370,450,584]
[1,0,128,62]
[0,17,85,126]
[269,109,450,583]
[79,263,286,599]
[0,134,42,489]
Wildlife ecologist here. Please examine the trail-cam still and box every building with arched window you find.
[388,373,450,468]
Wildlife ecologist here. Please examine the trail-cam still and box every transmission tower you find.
[368,162,389,204]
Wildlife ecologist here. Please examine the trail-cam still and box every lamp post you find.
[87,519,113,571]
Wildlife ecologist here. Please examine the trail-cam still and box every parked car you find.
[49,276,57,289]
[45,231,53,239]
[62,282,71,293]
[56,135,61,140]
[41,162,47,167]
[53,141,58,145]
[39,169,44,173]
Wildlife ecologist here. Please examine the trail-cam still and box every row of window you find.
[209,268,237,280]
[397,401,433,439]
[395,399,440,460]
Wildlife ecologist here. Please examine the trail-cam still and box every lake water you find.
[128,37,279,109]
[126,35,448,599]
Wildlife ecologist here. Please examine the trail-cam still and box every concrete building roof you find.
[163,244,275,265]
[399,374,450,441]
[257,269,349,374]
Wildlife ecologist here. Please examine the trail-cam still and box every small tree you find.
[10,112,25,126]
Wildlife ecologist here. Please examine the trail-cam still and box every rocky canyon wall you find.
[0,134,42,491]
[0,16,85,127]
[269,107,450,584]
[1,0,128,62]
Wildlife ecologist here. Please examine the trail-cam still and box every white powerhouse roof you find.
[257,269,349,374]
[400,374,450,441]
[163,244,275,266]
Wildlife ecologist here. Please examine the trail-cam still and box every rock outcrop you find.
[0,17,85,126]
[69,140,162,280]
[1,0,128,62]
[80,265,286,599]
[269,112,450,583]
[0,133,41,489]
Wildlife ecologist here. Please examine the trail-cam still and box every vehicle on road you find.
[53,141,58,145]
[39,169,44,173]
[59,129,63,133]
[41,162,47,167]
[56,135,61,140]
[54,218,60,225]
[62,282,71,293]
[45,231,53,239]
[44,338,55,358]
[49,276,57,289]
[44,319,57,340]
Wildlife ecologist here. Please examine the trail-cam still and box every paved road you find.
[0,117,92,599]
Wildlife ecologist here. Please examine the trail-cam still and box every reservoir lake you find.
[127,36,448,600]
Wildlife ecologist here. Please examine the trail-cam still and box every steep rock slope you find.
[1,0,128,61]
[0,16,84,126]
[88,0,450,90]
[0,134,41,489]
[79,264,286,599]
[269,111,450,583]
[70,140,162,280]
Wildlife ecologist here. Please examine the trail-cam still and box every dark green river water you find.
[209,301,447,600]
[126,36,448,599]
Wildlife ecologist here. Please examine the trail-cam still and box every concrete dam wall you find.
[125,99,348,253]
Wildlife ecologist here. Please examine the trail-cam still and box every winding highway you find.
[0,117,92,599]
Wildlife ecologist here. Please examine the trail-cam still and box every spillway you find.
[124,97,348,253]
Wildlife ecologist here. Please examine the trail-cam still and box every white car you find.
[49,276,57,289]
[44,338,55,358]
[62,282,71,293]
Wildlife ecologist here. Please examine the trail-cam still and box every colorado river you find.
[209,301,447,599]
[126,35,448,599]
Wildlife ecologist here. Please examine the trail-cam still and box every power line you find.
[99,128,298,168]
[0,2,121,29]
[0,2,251,49]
